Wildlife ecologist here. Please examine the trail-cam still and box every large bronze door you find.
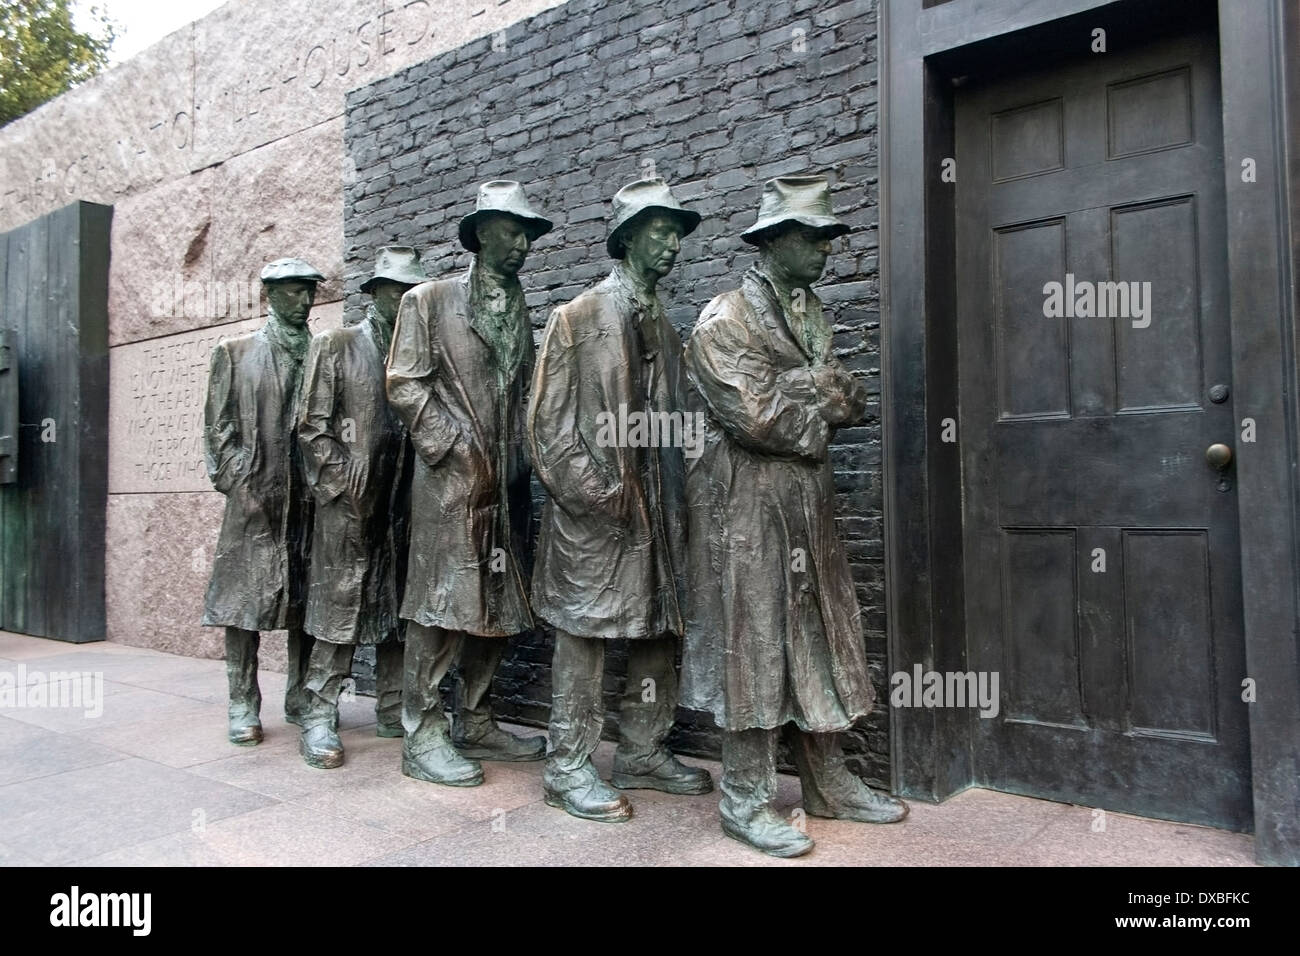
[955,30,1251,829]
[0,202,110,642]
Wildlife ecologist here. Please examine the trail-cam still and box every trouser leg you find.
[546,630,605,779]
[789,729,852,809]
[225,627,262,720]
[285,626,315,719]
[401,623,463,757]
[374,640,404,729]
[787,729,907,823]
[303,639,354,731]
[720,726,780,822]
[614,634,678,774]
[455,634,507,739]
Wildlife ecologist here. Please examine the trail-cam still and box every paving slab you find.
[0,632,1263,867]
[0,840,46,867]
[78,703,268,769]
[188,726,405,801]
[367,793,725,868]
[0,757,274,864]
[1,684,214,735]
[288,757,544,837]
[0,717,127,786]
[75,802,413,867]
[1016,809,1255,867]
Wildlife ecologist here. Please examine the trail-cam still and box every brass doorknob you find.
[1206,443,1233,470]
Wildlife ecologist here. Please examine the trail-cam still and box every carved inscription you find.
[109,320,259,493]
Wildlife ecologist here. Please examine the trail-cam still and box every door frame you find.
[881,0,1300,865]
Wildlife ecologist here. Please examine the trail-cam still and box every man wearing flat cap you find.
[202,257,323,746]
[386,182,550,786]
[528,177,714,822]
[294,247,428,768]
[682,175,908,857]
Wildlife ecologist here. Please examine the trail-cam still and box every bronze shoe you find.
[453,720,546,762]
[720,804,814,858]
[228,713,263,747]
[543,761,633,823]
[401,736,484,787]
[611,752,714,795]
[300,724,344,770]
[804,780,909,824]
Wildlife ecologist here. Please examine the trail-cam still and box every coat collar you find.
[742,266,829,363]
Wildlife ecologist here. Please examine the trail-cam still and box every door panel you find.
[956,31,1251,829]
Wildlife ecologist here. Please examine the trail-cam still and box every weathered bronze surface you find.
[202,257,324,746]
[682,176,907,856]
[386,182,551,786]
[529,178,713,823]
[293,247,427,769]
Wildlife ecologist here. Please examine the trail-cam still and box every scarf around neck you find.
[469,262,526,381]
[611,262,668,358]
[364,303,396,361]
[263,308,312,364]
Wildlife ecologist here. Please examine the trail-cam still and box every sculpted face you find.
[370,280,410,323]
[476,215,531,277]
[624,212,684,279]
[763,225,835,286]
[265,279,316,326]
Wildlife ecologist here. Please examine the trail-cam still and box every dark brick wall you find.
[344,0,886,785]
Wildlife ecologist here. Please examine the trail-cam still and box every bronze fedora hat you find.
[360,246,429,294]
[260,257,325,284]
[741,175,850,245]
[606,177,701,260]
[458,180,553,253]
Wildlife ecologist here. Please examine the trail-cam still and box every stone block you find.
[105,491,227,659]
[108,166,220,347]
[0,27,197,233]
[208,119,347,306]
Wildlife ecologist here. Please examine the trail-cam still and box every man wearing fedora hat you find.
[528,178,714,822]
[202,257,324,746]
[681,175,908,856]
[293,247,428,768]
[387,182,551,786]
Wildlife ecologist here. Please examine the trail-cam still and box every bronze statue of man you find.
[529,178,714,823]
[682,176,908,857]
[202,257,323,745]
[386,181,551,786]
[294,247,428,768]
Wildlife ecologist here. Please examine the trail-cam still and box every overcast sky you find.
[76,0,229,64]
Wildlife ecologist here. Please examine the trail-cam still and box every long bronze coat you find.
[527,269,688,640]
[386,269,533,637]
[681,267,874,732]
[297,307,411,645]
[202,316,313,631]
